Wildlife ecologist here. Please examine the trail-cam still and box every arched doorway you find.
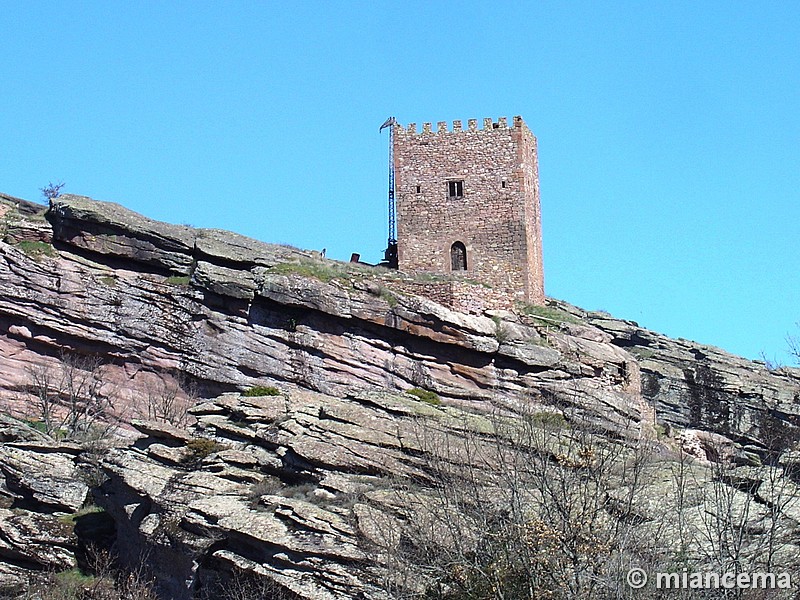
[450,241,467,271]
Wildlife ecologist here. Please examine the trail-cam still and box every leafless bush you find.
[25,353,120,441]
[198,570,295,600]
[20,546,157,600]
[787,326,800,365]
[248,476,284,502]
[363,403,655,599]
[137,370,196,427]
[685,434,800,582]
[40,181,65,201]
[363,396,800,599]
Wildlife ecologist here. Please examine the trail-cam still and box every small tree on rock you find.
[40,181,65,201]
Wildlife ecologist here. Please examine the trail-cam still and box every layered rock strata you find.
[0,193,798,597]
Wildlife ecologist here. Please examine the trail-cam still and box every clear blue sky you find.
[2,1,798,364]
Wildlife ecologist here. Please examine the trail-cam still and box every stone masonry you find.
[394,116,545,307]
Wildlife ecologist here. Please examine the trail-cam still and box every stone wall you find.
[393,279,517,315]
[394,116,545,305]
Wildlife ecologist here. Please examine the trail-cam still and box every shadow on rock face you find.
[74,508,116,572]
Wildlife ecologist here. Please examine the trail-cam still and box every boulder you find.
[0,445,88,512]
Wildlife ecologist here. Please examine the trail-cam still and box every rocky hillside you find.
[0,193,799,599]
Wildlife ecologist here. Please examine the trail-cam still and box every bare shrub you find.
[198,570,294,600]
[40,181,65,201]
[25,353,120,441]
[20,545,157,600]
[363,395,800,599]
[788,326,800,366]
[248,476,284,502]
[137,370,196,427]
[364,404,656,598]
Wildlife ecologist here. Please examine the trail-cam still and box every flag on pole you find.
[379,116,396,131]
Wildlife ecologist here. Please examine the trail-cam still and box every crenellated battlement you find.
[393,113,544,306]
[397,115,526,135]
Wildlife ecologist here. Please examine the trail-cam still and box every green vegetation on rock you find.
[58,504,105,526]
[266,257,366,283]
[165,275,190,286]
[243,385,281,397]
[529,411,568,428]
[406,387,441,406]
[491,315,512,343]
[182,437,225,467]
[376,285,399,307]
[15,240,57,259]
[54,567,97,587]
[518,302,582,326]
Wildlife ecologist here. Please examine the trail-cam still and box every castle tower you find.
[394,116,545,305]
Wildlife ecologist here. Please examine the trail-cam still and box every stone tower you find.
[393,115,545,306]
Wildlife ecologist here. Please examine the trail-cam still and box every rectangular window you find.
[448,180,464,198]
[416,185,421,193]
